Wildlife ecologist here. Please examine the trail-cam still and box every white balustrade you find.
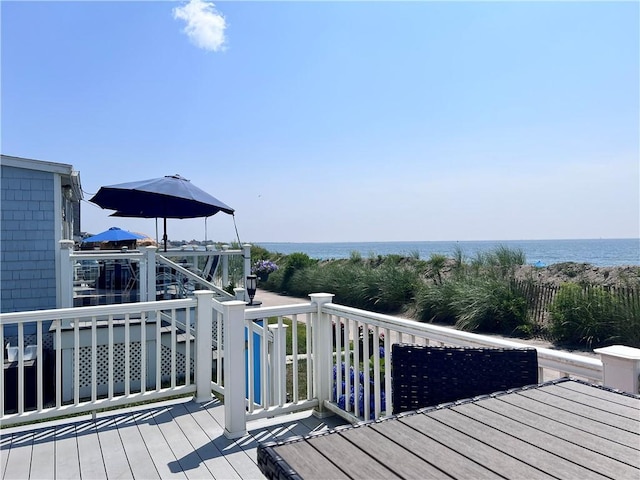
[6,288,640,436]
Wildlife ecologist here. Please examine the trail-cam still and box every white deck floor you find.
[1,397,347,480]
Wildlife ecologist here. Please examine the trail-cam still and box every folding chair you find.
[198,254,221,282]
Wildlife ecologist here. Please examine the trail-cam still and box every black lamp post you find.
[246,274,257,305]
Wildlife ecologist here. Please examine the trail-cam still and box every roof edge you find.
[1,154,75,174]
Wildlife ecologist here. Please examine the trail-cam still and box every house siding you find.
[1,165,57,312]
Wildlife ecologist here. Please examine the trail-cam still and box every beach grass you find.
[254,246,640,349]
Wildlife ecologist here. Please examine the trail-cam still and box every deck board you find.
[264,440,350,480]
[519,388,638,432]
[182,400,263,480]
[133,409,188,480]
[308,432,401,479]
[369,419,503,479]
[113,413,161,479]
[0,432,11,478]
[96,417,135,479]
[556,381,640,409]
[451,402,635,478]
[2,431,32,480]
[401,412,558,479]
[482,395,640,467]
[151,406,216,480]
[28,427,56,480]
[259,381,640,480]
[167,402,241,480]
[340,425,450,479]
[541,384,640,419]
[75,420,108,480]
[1,396,349,480]
[498,391,640,447]
[55,424,82,479]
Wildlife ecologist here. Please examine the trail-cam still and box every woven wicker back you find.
[391,344,539,414]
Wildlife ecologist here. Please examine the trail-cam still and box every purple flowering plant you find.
[253,259,279,275]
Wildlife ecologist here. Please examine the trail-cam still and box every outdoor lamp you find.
[246,275,257,305]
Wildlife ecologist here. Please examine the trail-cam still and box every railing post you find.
[144,246,157,302]
[594,345,640,395]
[234,287,245,301]
[59,240,74,327]
[243,243,252,303]
[223,300,248,439]
[310,293,335,417]
[194,290,214,403]
[221,244,229,288]
[138,246,149,302]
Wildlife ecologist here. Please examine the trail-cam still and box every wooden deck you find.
[258,379,640,480]
[0,397,347,480]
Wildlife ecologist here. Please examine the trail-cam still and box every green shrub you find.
[451,245,467,278]
[256,246,638,346]
[408,249,421,260]
[549,284,627,348]
[452,278,529,335]
[251,245,273,262]
[368,264,418,313]
[280,252,316,291]
[415,281,459,324]
[415,276,530,335]
[615,302,640,348]
[272,256,420,313]
[349,251,362,263]
[426,253,448,285]
[321,262,372,308]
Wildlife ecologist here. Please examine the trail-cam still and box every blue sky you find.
[2,1,638,244]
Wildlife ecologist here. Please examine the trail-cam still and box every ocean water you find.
[256,239,640,267]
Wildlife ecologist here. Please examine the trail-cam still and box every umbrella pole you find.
[163,217,168,252]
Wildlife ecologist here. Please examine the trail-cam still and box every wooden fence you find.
[512,280,640,329]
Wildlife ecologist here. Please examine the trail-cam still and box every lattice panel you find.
[212,315,224,350]
[72,341,194,389]
[160,344,194,378]
[75,342,142,388]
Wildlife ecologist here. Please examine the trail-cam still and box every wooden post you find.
[594,345,640,394]
[223,300,248,439]
[309,293,335,418]
[194,290,214,403]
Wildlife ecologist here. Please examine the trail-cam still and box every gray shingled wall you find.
[1,165,57,313]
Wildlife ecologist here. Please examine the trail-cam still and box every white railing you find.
[3,291,638,437]
[61,241,251,308]
[1,292,215,426]
[222,294,636,438]
[319,301,605,423]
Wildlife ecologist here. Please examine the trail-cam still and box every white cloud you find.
[173,0,227,52]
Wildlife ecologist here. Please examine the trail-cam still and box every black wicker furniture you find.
[391,344,539,414]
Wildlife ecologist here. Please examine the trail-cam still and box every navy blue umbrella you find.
[89,175,234,251]
[83,227,145,243]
